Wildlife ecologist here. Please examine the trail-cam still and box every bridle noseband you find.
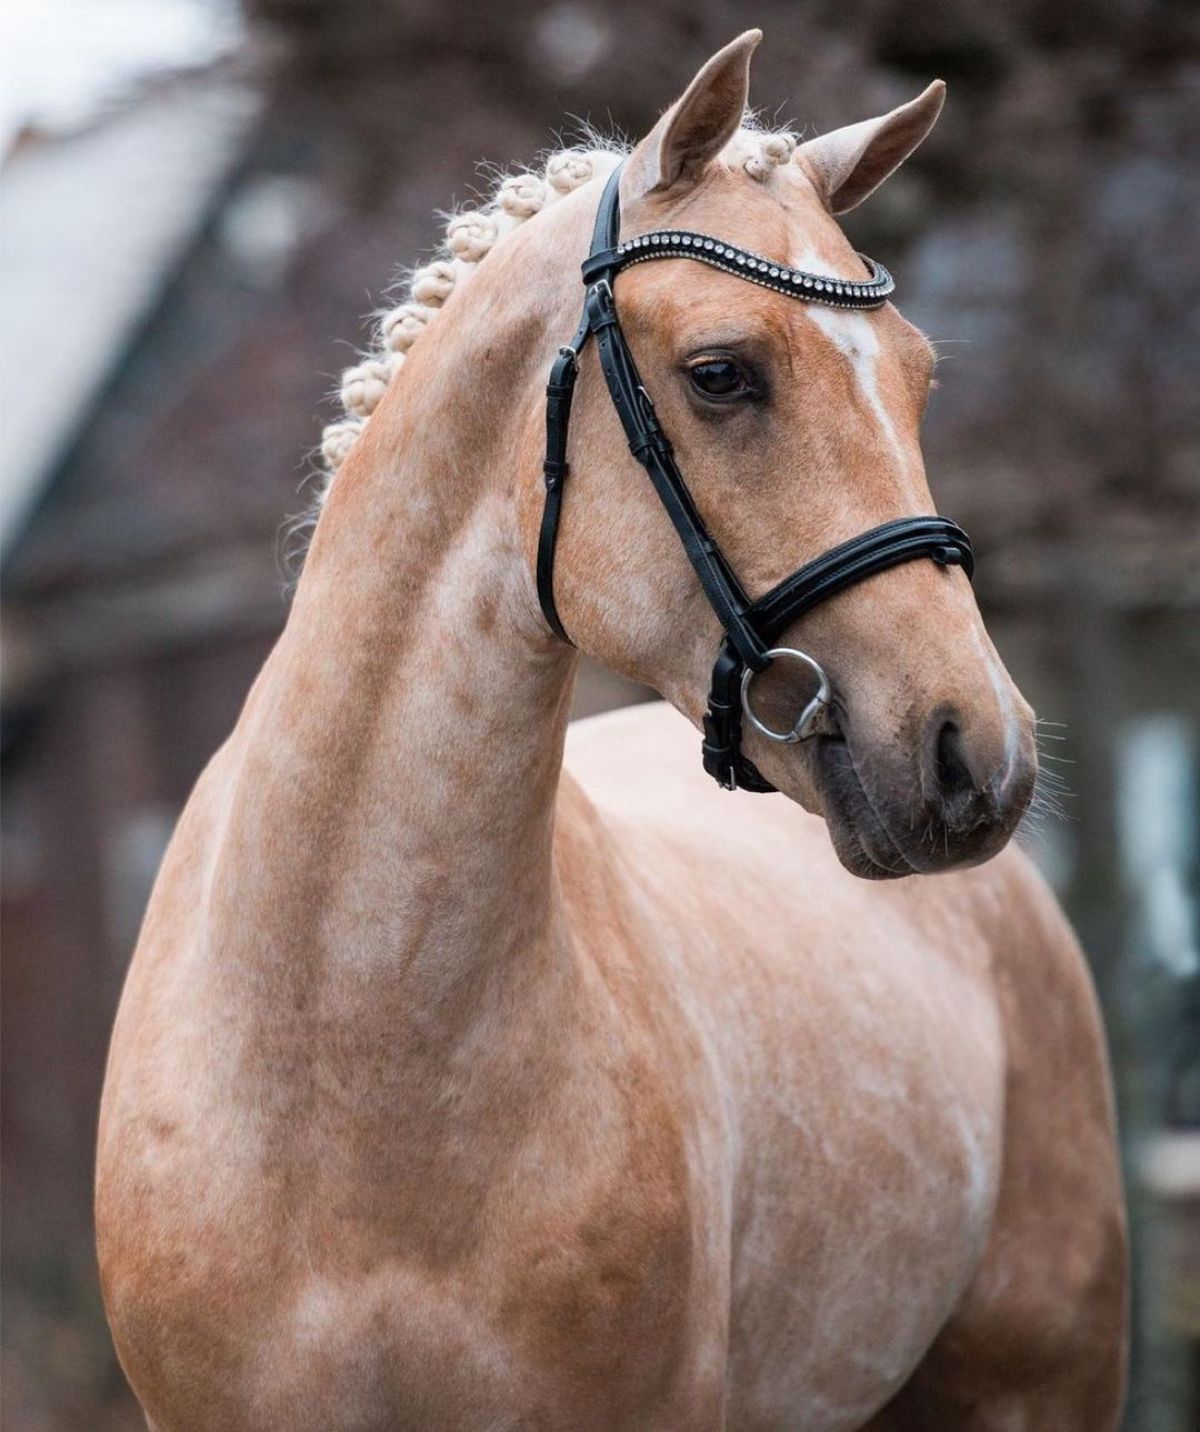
[538,162,974,793]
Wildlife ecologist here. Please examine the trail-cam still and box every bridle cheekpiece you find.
[537,162,974,793]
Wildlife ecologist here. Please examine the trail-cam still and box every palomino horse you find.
[97,31,1127,1430]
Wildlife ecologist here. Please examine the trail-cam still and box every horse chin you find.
[811,736,920,880]
[808,735,929,881]
[825,810,921,881]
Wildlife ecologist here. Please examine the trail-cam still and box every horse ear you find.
[797,81,946,215]
[622,30,761,202]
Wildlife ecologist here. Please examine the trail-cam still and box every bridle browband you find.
[537,162,974,793]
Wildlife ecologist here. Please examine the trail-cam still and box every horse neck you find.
[213,245,581,1036]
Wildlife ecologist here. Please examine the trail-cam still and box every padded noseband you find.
[538,162,974,792]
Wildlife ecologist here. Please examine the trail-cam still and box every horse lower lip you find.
[814,735,921,877]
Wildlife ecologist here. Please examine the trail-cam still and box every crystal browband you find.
[581,229,894,311]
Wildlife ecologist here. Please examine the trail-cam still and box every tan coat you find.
[96,33,1127,1431]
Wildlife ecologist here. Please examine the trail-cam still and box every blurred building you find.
[2,2,1197,1427]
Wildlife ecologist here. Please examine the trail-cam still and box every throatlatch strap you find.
[534,170,623,647]
[537,310,592,644]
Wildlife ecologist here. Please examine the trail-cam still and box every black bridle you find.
[537,162,974,793]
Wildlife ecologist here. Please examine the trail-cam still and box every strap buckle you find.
[585,278,617,330]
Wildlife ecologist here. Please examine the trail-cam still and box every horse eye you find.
[689,358,749,399]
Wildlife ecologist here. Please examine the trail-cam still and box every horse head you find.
[531,32,1036,877]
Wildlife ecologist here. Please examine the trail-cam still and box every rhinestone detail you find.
[608,230,893,310]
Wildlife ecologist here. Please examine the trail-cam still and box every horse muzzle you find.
[811,707,1037,880]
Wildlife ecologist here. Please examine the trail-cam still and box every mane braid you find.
[286,121,799,576]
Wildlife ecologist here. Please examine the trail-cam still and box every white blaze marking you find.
[792,248,908,472]
[971,623,1020,777]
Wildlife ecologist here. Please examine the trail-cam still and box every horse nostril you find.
[933,719,977,815]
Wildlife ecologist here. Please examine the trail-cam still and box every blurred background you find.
[1,0,1197,1426]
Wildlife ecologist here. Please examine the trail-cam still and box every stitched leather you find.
[749,517,973,636]
[702,643,776,793]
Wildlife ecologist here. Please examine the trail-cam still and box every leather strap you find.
[702,643,776,793]
[583,236,894,311]
[536,310,591,644]
[535,173,622,644]
[585,279,769,672]
[537,170,769,670]
[748,516,973,636]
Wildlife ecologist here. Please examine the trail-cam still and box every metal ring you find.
[740,647,832,744]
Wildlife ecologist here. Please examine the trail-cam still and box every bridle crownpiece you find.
[537,162,973,793]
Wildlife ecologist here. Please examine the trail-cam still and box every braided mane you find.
[312,123,798,502]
